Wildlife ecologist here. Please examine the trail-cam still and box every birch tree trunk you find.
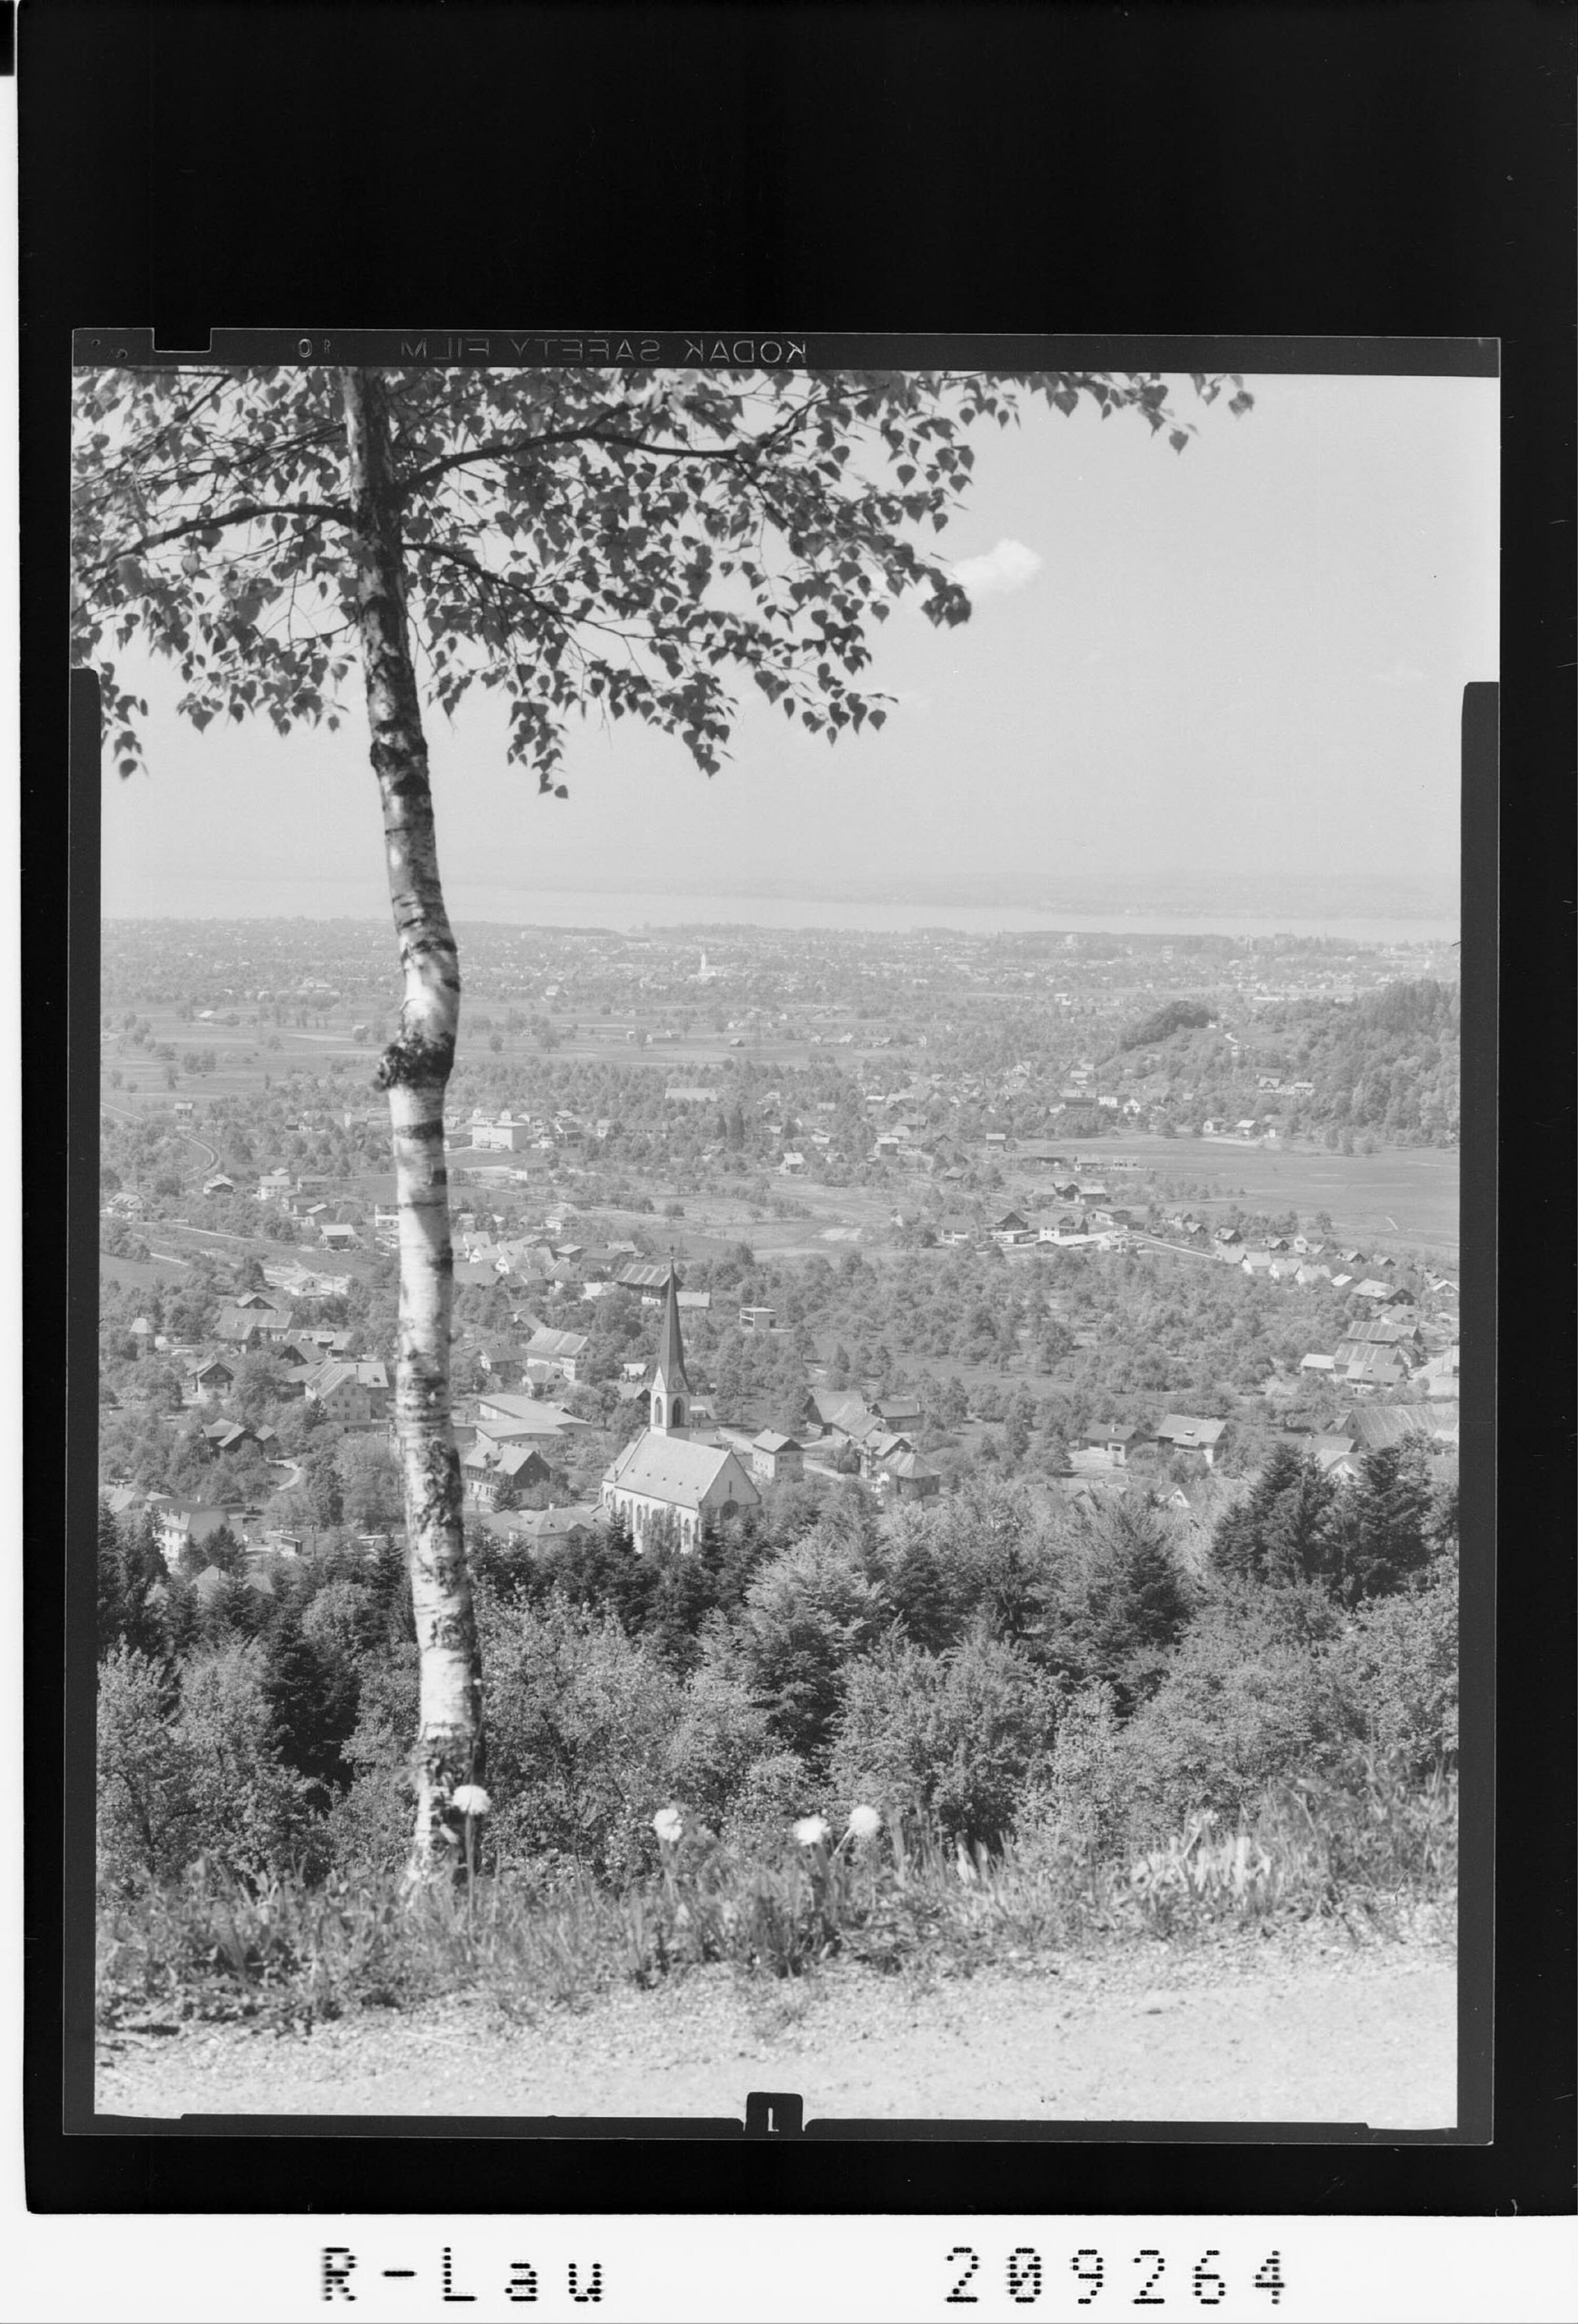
[338,366,482,1880]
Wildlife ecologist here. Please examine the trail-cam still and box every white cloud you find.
[948,537,1044,599]
[1372,662,1427,688]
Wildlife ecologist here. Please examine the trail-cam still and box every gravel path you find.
[97,1933,1455,2128]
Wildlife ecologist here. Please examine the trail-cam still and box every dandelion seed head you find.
[451,1784,491,1818]
[847,1804,882,1839]
[793,1814,831,1846]
[652,1806,684,1844]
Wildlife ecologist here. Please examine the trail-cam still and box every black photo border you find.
[20,0,1575,2226]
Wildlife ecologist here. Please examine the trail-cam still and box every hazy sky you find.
[99,369,1495,922]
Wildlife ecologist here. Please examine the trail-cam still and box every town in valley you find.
[98,914,1461,1582]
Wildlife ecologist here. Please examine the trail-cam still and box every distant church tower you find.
[650,1262,689,1435]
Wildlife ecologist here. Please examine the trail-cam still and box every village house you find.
[601,1268,760,1551]
[751,1430,805,1485]
[616,1261,674,1304]
[523,1327,589,1383]
[1415,1347,1461,1398]
[187,1356,235,1406]
[472,1112,533,1152]
[473,1335,525,1388]
[1336,1345,1412,1393]
[872,1392,924,1433]
[486,1501,603,1553]
[812,1390,879,1448]
[874,1446,942,1502]
[202,1418,274,1457]
[739,1305,777,1333]
[156,1504,248,1570]
[303,1359,390,1426]
[460,1438,551,1509]
[859,1428,915,1480]
[1339,1403,1446,1457]
[472,1391,585,1442]
[990,1209,1035,1248]
[1154,1413,1228,1467]
[1079,1422,1139,1464]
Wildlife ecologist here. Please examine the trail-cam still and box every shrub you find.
[1037,1680,1132,1857]
[1040,1496,1199,1706]
[738,1531,888,1764]
[829,1632,1060,1851]
[479,1598,684,1883]
[325,1650,420,1876]
[97,1648,200,1897]
[1325,1551,1459,1778]
[662,1665,776,1833]
[176,1641,322,1882]
[1115,1587,1346,1841]
[720,1750,820,1853]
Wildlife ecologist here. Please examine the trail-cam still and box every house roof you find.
[492,1501,602,1547]
[526,1328,589,1361]
[752,1430,801,1453]
[603,1431,760,1512]
[473,1394,583,1436]
[1342,1404,1438,1452]
[305,1359,362,1400]
[465,1436,550,1479]
[202,1420,251,1449]
[867,1430,915,1462]
[1156,1414,1227,1448]
[813,1389,874,1430]
[881,1448,939,1481]
[164,1505,244,1541]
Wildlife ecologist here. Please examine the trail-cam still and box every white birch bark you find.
[338,367,482,1879]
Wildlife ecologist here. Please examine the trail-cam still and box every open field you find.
[103,991,1457,1272]
[1008,1134,1459,1266]
[99,1250,191,1296]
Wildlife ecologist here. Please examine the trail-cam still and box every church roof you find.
[603,1430,758,1512]
[653,1264,686,1383]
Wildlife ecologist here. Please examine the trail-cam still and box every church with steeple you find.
[600,1264,760,1552]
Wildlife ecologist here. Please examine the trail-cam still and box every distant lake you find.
[106,878,1461,948]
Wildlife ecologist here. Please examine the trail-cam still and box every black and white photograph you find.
[74,340,1487,2135]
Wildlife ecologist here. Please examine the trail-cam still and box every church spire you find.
[650,1258,689,1434]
